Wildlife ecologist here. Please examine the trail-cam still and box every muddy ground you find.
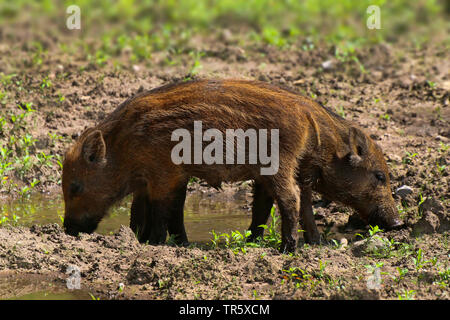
[0,220,449,300]
[0,19,449,300]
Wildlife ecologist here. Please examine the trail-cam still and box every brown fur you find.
[62,79,402,252]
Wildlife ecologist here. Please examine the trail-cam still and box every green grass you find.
[209,205,282,253]
[0,1,448,63]
[0,105,60,196]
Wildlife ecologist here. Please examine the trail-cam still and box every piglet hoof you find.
[177,241,191,247]
[167,234,190,247]
[304,232,321,245]
[246,231,263,243]
[279,240,297,254]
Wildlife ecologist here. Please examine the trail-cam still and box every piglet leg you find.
[300,186,321,244]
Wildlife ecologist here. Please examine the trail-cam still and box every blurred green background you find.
[0,0,448,62]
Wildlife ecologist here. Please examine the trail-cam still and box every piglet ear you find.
[82,130,106,165]
[348,126,367,166]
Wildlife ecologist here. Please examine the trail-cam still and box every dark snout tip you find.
[63,220,80,237]
[64,227,80,237]
[368,209,405,231]
[63,216,98,236]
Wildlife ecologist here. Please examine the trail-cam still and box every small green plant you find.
[365,262,385,273]
[18,179,40,199]
[433,268,450,288]
[0,73,16,86]
[0,91,7,105]
[40,76,52,89]
[36,151,54,167]
[355,224,383,240]
[334,43,367,74]
[15,155,34,179]
[257,205,282,248]
[398,289,416,300]
[316,260,329,280]
[210,229,252,254]
[335,106,346,118]
[209,205,282,252]
[417,193,426,216]
[262,27,287,47]
[282,266,322,294]
[0,215,9,225]
[392,267,409,284]
[48,132,63,147]
[57,93,66,102]
[31,41,45,66]
[368,225,383,237]
[56,154,64,170]
[89,293,100,300]
[436,163,446,175]
[402,151,418,164]
[426,80,437,89]
[185,50,205,79]
[412,248,436,271]
[438,142,449,153]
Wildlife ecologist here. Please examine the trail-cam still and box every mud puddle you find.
[0,187,253,244]
[0,185,254,299]
[0,273,92,300]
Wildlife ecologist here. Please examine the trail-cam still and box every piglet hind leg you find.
[247,181,274,242]
[167,183,189,246]
[271,176,300,253]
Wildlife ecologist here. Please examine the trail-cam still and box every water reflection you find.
[0,189,252,243]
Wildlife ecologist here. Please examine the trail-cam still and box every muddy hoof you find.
[246,233,263,243]
[304,232,321,245]
[279,241,297,254]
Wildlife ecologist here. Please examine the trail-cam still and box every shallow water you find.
[0,273,92,300]
[0,189,252,244]
[0,189,253,300]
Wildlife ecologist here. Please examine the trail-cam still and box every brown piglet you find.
[62,79,403,252]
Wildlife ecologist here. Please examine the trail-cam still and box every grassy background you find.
[0,0,448,58]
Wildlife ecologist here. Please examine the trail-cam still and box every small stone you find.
[221,29,233,43]
[339,238,348,249]
[322,60,334,70]
[365,237,388,252]
[351,236,388,256]
[395,185,413,199]
[435,135,448,142]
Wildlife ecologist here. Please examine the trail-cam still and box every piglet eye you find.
[70,182,83,195]
[374,171,386,183]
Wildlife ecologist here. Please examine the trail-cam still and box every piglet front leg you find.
[300,186,321,244]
